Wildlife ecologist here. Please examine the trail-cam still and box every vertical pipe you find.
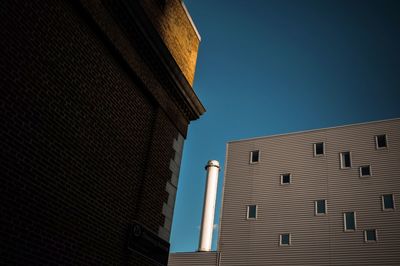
[198,160,220,252]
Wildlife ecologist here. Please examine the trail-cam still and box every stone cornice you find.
[123,0,205,120]
[79,0,205,127]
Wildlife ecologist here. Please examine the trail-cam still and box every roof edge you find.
[228,117,400,144]
[181,1,201,42]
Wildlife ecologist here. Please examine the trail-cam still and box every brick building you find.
[0,0,204,265]
[169,118,400,265]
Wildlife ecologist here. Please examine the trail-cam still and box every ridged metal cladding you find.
[205,160,220,170]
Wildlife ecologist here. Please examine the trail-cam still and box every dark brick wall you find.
[137,109,178,230]
[1,1,179,265]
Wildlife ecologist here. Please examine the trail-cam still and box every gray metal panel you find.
[168,251,218,266]
[219,118,400,265]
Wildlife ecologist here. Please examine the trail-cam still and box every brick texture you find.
[140,0,200,85]
[136,109,178,232]
[0,1,186,265]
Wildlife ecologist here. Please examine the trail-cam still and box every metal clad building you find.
[168,251,219,265]
[170,118,400,265]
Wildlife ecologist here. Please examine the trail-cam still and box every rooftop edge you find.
[181,1,201,42]
[228,117,400,144]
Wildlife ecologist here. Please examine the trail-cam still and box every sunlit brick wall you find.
[140,0,201,85]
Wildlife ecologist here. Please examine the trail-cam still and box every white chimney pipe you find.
[198,160,220,252]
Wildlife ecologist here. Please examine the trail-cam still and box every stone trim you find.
[159,133,184,241]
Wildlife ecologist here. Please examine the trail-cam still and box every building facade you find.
[0,0,204,265]
[169,118,400,265]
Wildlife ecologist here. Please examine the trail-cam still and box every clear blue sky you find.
[170,0,400,252]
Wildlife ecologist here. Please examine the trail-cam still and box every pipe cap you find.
[205,160,220,169]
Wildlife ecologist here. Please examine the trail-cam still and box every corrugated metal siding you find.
[218,119,400,266]
[168,251,218,266]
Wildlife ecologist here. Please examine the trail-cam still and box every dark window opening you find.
[281,174,291,184]
[376,134,387,148]
[365,229,377,242]
[341,152,351,168]
[280,234,290,245]
[247,205,257,219]
[345,212,355,230]
[315,142,324,155]
[360,165,371,177]
[316,200,326,214]
[383,194,394,209]
[250,150,259,163]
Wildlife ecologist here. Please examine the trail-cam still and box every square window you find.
[364,229,377,242]
[315,200,327,215]
[340,152,351,169]
[359,165,371,177]
[314,142,325,156]
[382,194,395,210]
[280,173,291,185]
[344,212,356,231]
[280,234,291,246]
[247,205,257,219]
[375,134,387,149]
[250,150,259,164]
